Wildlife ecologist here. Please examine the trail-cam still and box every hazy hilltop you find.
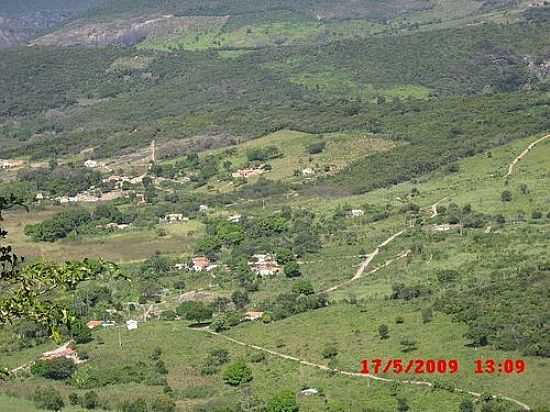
[0,0,541,48]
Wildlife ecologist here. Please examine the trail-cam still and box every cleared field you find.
[3,322,471,412]
[2,208,203,263]
[209,129,396,182]
[226,303,550,410]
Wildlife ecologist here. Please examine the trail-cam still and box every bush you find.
[223,361,253,386]
[284,261,302,278]
[33,387,65,411]
[321,344,338,359]
[267,390,299,412]
[378,324,389,339]
[501,190,512,202]
[291,279,315,295]
[31,357,76,380]
[395,316,405,324]
[532,210,543,219]
[160,310,177,320]
[121,399,148,412]
[206,348,230,367]
[68,392,80,406]
[82,391,99,409]
[306,141,326,155]
[151,396,176,412]
[421,307,433,323]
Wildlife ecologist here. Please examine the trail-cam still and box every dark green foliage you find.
[231,290,249,309]
[25,208,91,242]
[306,141,326,155]
[459,398,475,412]
[400,337,417,353]
[291,279,315,295]
[121,399,148,412]
[151,396,176,412]
[176,301,213,323]
[33,387,65,411]
[31,357,76,380]
[160,310,176,320]
[261,291,328,321]
[435,263,550,356]
[68,392,80,406]
[82,391,99,410]
[501,190,513,202]
[321,344,338,359]
[223,361,253,386]
[70,320,93,344]
[267,390,299,412]
[246,145,282,161]
[17,167,101,195]
[421,307,433,323]
[390,283,431,301]
[378,324,389,339]
[397,397,410,412]
[284,261,302,278]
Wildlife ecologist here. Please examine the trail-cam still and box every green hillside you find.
[1,1,550,412]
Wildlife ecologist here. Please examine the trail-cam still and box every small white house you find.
[299,388,319,397]
[199,204,209,213]
[160,213,185,223]
[350,209,365,218]
[228,214,242,223]
[126,320,138,330]
[84,160,98,168]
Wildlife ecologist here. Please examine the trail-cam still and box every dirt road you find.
[323,230,405,293]
[505,134,550,178]
[195,329,530,410]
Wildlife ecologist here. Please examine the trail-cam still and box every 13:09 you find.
[474,359,525,374]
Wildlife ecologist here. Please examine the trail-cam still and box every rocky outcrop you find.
[30,14,229,48]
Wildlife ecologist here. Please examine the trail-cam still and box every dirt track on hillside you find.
[505,134,550,178]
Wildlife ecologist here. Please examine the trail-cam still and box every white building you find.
[84,160,98,168]
[160,213,185,223]
[228,214,242,223]
[126,320,138,330]
[199,204,209,213]
[350,209,365,218]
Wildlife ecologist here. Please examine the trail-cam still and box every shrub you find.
[284,261,302,278]
[501,190,512,202]
[421,307,433,323]
[33,387,65,411]
[82,391,99,409]
[223,361,253,386]
[68,392,80,406]
[206,348,230,366]
[395,316,405,324]
[321,344,338,359]
[160,310,176,321]
[267,390,299,412]
[495,214,506,224]
[31,357,76,380]
[306,141,326,155]
[121,399,148,412]
[532,210,543,219]
[378,324,389,339]
[151,396,176,412]
[291,279,315,295]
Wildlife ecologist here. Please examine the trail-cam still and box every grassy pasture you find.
[2,208,204,264]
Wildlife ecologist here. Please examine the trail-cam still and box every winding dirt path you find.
[430,197,448,218]
[323,230,405,293]
[505,134,550,178]
[195,329,530,410]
